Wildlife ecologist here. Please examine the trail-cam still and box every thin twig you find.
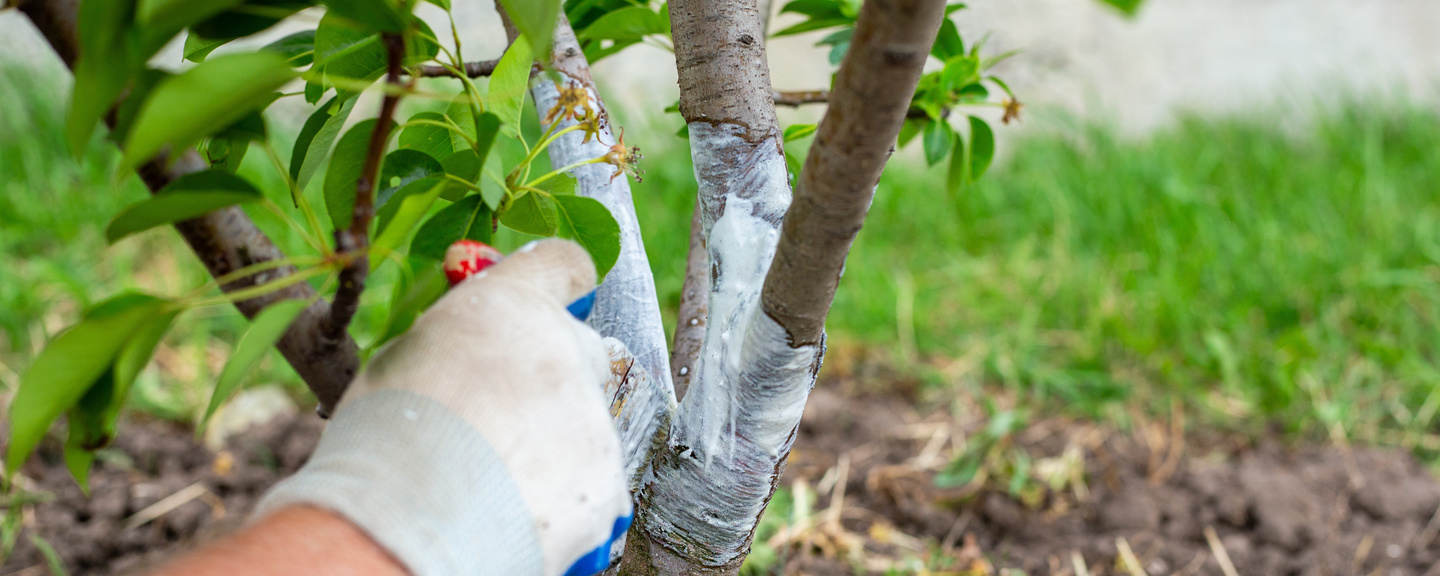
[1070,551,1091,576]
[325,32,405,351]
[772,89,829,107]
[1204,526,1241,576]
[1415,501,1440,550]
[416,59,499,78]
[1116,537,1148,576]
[124,482,211,530]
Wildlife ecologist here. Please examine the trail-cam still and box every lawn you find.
[3,59,1438,455]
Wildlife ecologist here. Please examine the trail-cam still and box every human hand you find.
[256,239,631,576]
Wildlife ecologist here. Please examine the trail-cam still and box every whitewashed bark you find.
[531,81,675,397]
[630,124,824,567]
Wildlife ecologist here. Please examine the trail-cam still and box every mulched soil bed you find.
[3,385,1439,575]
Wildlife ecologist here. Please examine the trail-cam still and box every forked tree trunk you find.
[619,0,945,573]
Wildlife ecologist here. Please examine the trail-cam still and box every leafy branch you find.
[324,32,407,346]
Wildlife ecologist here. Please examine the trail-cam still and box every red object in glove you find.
[444,240,505,286]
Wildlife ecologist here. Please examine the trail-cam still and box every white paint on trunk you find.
[633,123,824,565]
[531,81,674,395]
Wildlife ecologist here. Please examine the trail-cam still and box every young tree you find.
[5,0,1121,572]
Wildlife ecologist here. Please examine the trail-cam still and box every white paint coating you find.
[635,123,824,566]
[530,80,675,398]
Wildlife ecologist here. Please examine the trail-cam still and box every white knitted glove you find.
[256,239,631,576]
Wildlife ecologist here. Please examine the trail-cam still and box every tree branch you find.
[512,13,676,396]
[670,0,778,141]
[772,89,829,107]
[17,0,359,416]
[415,59,499,78]
[762,0,946,346]
[324,33,404,349]
[668,203,708,401]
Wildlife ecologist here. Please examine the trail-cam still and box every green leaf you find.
[501,190,558,236]
[202,299,310,427]
[579,6,666,42]
[28,534,69,576]
[63,374,111,491]
[940,55,980,92]
[205,137,249,173]
[263,30,317,66]
[378,149,444,208]
[372,177,446,269]
[968,116,995,181]
[319,0,407,32]
[65,308,176,490]
[215,108,270,143]
[110,68,170,148]
[426,0,451,9]
[816,28,852,65]
[183,31,231,62]
[537,173,577,196]
[897,118,924,148]
[771,18,851,38]
[65,0,138,155]
[314,12,388,83]
[931,18,964,61]
[922,120,952,167]
[489,35,535,138]
[122,52,295,171]
[6,294,172,477]
[137,0,245,34]
[291,93,358,192]
[582,39,639,64]
[411,195,494,261]
[945,131,966,197]
[315,14,439,83]
[783,123,817,143]
[780,0,846,19]
[372,258,447,349]
[191,0,310,50]
[554,195,620,278]
[400,112,456,161]
[106,170,264,243]
[496,0,559,62]
[1096,0,1143,16]
[324,118,398,230]
[470,112,503,168]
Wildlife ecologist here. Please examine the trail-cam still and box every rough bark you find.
[670,0,778,142]
[18,0,359,415]
[514,15,677,396]
[623,0,944,573]
[762,0,945,347]
[620,1,827,574]
[668,204,708,401]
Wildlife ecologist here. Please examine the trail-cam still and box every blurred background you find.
[4,0,1440,573]
[3,0,1440,450]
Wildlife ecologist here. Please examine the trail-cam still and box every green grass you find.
[626,102,1440,449]
[4,58,1439,451]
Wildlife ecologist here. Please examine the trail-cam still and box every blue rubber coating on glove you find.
[611,514,632,540]
[562,538,612,576]
[566,290,597,321]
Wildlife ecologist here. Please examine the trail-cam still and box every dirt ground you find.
[3,384,1440,576]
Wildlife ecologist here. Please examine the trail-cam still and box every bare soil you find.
[3,385,1439,576]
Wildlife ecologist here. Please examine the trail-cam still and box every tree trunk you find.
[520,16,677,396]
[621,0,945,572]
